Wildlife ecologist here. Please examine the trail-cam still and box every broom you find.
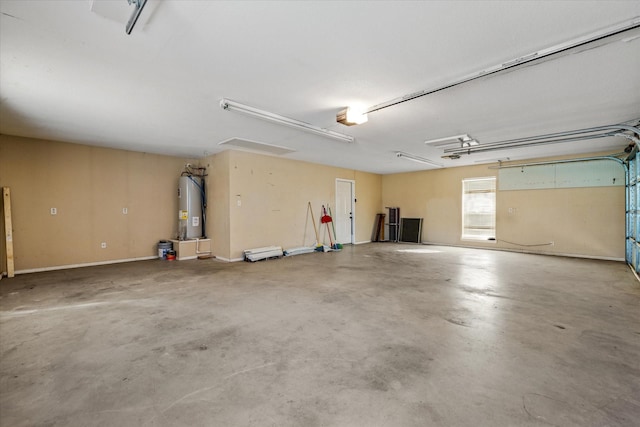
[321,205,335,248]
[328,206,342,250]
[307,202,322,250]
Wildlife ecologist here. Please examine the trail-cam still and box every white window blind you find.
[462,177,496,240]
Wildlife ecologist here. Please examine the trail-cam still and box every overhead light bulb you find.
[347,108,368,125]
[337,108,368,126]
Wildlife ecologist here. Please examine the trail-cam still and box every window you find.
[462,177,496,240]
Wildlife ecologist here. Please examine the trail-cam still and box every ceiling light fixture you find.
[220,98,354,143]
[425,134,479,149]
[396,152,443,167]
[125,0,147,35]
[337,108,368,126]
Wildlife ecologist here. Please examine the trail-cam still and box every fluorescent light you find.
[425,134,470,146]
[220,98,354,143]
[126,0,147,35]
[461,139,479,148]
[396,151,443,167]
[425,134,479,149]
[337,108,368,126]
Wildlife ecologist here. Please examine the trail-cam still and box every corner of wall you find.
[204,150,232,261]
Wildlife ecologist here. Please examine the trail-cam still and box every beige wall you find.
[220,150,382,260]
[203,150,231,260]
[0,136,382,270]
[382,159,625,259]
[0,134,624,272]
[0,135,188,271]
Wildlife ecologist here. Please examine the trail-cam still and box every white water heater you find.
[178,175,204,240]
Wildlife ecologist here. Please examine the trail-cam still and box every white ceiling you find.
[1,0,639,174]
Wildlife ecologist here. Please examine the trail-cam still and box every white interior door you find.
[335,179,355,244]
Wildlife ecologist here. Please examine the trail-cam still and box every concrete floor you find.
[1,244,639,427]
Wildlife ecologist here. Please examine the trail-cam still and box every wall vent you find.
[218,138,295,156]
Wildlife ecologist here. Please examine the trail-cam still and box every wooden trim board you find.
[3,187,15,278]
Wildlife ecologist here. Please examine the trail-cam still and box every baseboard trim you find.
[420,241,624,262]
[14,256,159,275]
[355,240,371,245]
[9,243,622,275]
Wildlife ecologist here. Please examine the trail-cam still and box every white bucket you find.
[157,240,173,259]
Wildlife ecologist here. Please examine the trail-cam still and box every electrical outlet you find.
[550,241,554,246]
[122,207,128,214]
[50,207,57,215]
[101,242,107,249]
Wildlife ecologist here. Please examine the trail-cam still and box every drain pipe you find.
[195,238,212,256]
